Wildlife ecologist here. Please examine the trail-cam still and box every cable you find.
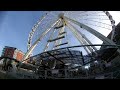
[79,19,112,26]
[82,22,112,30]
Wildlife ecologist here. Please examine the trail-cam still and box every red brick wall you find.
[16,52,24,61]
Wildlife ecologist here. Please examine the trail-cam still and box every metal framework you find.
[23,19,61,61]
[0,44,120,79]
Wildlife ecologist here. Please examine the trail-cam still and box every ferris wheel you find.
[23,11,116,61]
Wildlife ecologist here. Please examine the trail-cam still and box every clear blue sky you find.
[0,11,45,55]
[0,11,120,56]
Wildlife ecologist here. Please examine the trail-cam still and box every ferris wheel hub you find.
[58,13,64,19]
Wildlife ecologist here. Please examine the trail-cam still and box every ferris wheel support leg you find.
[81,38,95,53]
[68,22,93,53]
[65,20,97,54]
[22,19,61,61]
[66,20,97,53]
[66,21,91,54]
[64,16,116,45]
[81,34,97,51]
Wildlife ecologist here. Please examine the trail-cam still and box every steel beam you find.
[23,19,61,61]
[65,21,91,54]
[55,42,68,47]
[67,21,97,53]
[48,36,65,42]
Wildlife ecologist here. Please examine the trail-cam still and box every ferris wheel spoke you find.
[64,16,116,45]
[67,11,103,17]
[78,18,110,20]
[78,19,112,26]
[77,14,107,18]
[82,22,112,30]
[75,12,105,18]
[67,11,88,16]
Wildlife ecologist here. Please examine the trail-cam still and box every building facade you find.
[1,46,16,58]
[1,46,24,61]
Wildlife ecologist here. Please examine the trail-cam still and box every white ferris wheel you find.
[23,11,116,61]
